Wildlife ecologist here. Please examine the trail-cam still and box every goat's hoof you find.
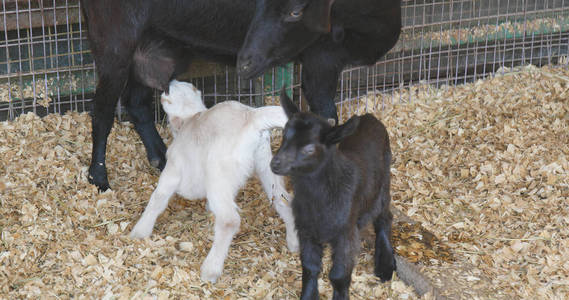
[147,145,166,171]
[375,257,396,282]
[201,259,223,283]
[129,223,153,239]
[200,266,222,283]
[88,167,110,191]
[150,158,162,169]
[95,182,111,192]
[375,268,394,282]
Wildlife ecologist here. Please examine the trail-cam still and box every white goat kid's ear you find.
[160,95,172,105]
[169,116,184,132]
[327,118,336,127]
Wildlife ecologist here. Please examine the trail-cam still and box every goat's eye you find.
[285,8,304,22]
[290,10,302,18]
[301,144,316,156]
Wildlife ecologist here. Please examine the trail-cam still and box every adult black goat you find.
[80,0,401,190]
[270,91,395,300]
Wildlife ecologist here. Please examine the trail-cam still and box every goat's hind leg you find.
[254,131,299,252]
[130,163,180,238]
[201,186,241,283]
[373,204,396,282]
[126,34,192,171]
[124,78,167,170]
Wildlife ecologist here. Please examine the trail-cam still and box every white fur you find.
[130,80,298,283]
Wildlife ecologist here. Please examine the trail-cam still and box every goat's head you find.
[270,89,359,176]
[237,0,335,78]
[160,80,206,133]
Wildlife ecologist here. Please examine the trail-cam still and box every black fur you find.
[80,0,401,190]
[271,91,396,300]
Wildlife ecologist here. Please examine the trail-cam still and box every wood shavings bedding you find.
[1,63,567,299]
[0,111,418,298]
[342,64,568,299]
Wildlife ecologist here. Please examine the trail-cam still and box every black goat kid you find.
[80,0,401,190]
[271,91,396,300]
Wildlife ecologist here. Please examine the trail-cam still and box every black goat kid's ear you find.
[280,87,299,118]
[303,0,335,33]
[324,115,360,145]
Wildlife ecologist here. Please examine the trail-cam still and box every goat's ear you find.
[163,80,171,94]
[303,0,335,33]
[280,87,299,118]
[324,115,360,145]
[169,116,184,133]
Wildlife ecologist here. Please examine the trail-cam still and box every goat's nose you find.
[240,60,251,72]
[270,157,281,171]
[238,56,252,72]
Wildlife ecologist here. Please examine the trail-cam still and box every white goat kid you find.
[130,80,298,283]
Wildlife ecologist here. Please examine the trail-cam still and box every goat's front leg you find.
[200,188,241,283]
[272,187,299,252]
[254,132,299,252]
[130,164,180,238]
[329,230,359,300]
[299,234,323,300]
[89,72,127,191]
[373,207,396,282]
[299,40,344,121]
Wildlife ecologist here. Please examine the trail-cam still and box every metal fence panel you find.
[0,0,568,122]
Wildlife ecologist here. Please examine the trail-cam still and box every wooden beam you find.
[0,7,81,31]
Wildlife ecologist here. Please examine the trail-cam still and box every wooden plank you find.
[178,60,225,80]
[0,7,81,31]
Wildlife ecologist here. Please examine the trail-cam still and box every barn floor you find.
[1,64,568,299]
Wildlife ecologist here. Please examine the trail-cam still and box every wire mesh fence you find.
[338,0,569,109]
[0,0,568,122]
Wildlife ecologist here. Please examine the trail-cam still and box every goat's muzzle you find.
[270,156,289,175]
[236,54,267,79]
[236,57,255,79]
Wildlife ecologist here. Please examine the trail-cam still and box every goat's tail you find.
[250,106,288,131]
